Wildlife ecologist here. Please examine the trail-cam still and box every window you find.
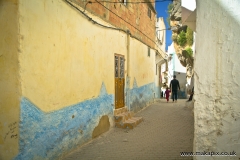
[120,0,127,5]
[156,64,158,75]
[148,8,151,18]
[148,47,150,57]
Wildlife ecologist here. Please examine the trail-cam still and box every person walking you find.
[164,87,171,102]
[170,75,180,102]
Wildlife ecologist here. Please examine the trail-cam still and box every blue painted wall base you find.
[15,94,113,160]
[127,82,155,112]
[15,81,159,159]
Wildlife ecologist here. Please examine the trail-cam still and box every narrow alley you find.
[1,0,240,159]
[61,99,194,160]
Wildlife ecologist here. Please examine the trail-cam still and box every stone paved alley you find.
[61,99,194,160]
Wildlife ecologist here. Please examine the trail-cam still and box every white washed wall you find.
[194,0,240,159]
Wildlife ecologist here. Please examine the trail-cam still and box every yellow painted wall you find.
[0,0,160,159]
[129,38,155,88]
[19,0,128,112]
[0,0,20,159]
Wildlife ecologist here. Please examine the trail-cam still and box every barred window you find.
[120,0,127,5]
[148,47,150,57]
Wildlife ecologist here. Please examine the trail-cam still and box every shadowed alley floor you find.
[61,99,194,160]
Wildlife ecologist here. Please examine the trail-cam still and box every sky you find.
[155,0,173,51]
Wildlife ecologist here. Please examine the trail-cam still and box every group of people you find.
[163,75,194,103]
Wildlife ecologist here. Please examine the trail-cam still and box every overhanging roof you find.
[155,48,167,65]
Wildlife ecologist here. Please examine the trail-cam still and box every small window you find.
[148,8,151,18]
[156,64,158,75]
[148,47,150,57]
[120,0,127,5]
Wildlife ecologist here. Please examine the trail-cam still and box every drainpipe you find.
[126,30,130,111]
[127,30,130,77]
[165,59,168,84]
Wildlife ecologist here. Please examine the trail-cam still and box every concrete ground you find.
[61,99,194,160]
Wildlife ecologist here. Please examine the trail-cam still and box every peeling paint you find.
[128,82,155,112]
[92,115,110,139]
[15,94,113,160]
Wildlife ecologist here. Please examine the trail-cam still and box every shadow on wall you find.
[92,115,110,139]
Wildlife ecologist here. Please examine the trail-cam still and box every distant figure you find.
[165,87,171,102]
[170,75,180,102]
[187,86,194,102]
[161,91,163,98]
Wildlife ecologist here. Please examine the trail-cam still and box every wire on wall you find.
[64,0,126,32]
[95,0,157,45]
[86,0,172,4]
[64,0,167,59]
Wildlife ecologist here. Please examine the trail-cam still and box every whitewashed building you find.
[182,0,240,159]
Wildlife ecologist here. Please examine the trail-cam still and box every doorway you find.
[114,54,125,109]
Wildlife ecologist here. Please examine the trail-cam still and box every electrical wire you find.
[65,0,125,32]
[64,0,167,59]
[95,0,157,45]
[86,0,172,4]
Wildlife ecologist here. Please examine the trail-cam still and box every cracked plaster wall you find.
[194,0,240,159]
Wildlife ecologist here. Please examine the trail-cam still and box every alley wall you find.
[0,1,20,159]
[16,0,120,159]
[0,0,160,159]
[194,0,240,159]
[128,38,156,112]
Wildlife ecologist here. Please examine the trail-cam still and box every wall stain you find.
[216,130,223,136]
[92,115,110,139]
[4,122,18,141]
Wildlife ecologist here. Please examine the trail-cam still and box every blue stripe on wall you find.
[15,82,159,159]
[155,86,161,99]
[15,94,113,160]
[128,82,155,112]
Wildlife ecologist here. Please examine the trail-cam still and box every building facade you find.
[0,0,166,159]
[155,17,168,96]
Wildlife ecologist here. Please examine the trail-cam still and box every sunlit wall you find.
[194,0,240,159]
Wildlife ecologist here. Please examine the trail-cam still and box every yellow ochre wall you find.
[129,38,155,88]
[0,0,158,159]
[18,0,128,112]
[0,0,20,159]
[18,0,156,112]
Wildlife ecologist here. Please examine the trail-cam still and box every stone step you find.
[114,107,143,129]
[115,116,143,129]
[114,107,128,116]
[114,112,133,123]
[130,117,143,125]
